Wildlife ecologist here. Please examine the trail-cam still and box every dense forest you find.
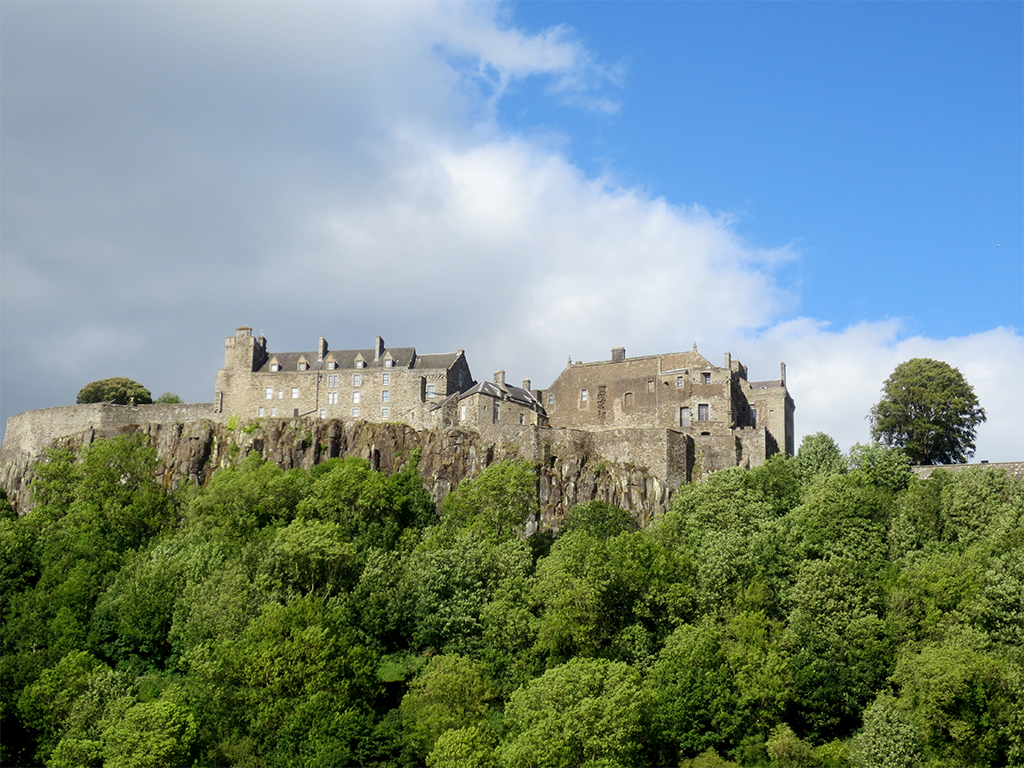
[1,433,1021,768]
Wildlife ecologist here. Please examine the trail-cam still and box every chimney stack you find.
[724,351,731,370]
[522,378,531,390]
[494,370,506,388]
[318,337,328,361]
[375,336,385,361]
[611,347,626,362]
[780,362,787,385]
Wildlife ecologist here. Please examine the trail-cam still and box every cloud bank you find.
[2,2,1020,461]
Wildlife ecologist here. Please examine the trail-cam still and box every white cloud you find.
[2,1,1020,466]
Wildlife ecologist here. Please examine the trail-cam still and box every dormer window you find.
[384,359,393,368]
[326,361,335,370]
[356,360,364,369]
[270,363,280,372]
[298,358,308,371]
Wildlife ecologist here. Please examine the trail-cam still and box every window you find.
[698,403,709,421]
[548,394,554,404]
[382,372,390,385]
[327,392,338,405]
[519,413,525,425]
[382,390,389,402]
[352,407,360,418]
[270,363,279,372]
[581,389,589,402]
[382,407,390,418]
[702,372,711,385]
[319,408,326,418]
[258,406,265,417]
[384,359,393,367]
[426,384,435,397]
[298,362,307,371]
[278,391,284,399]
[677,376,685,388]
[353,373,362,386]
[356,360,364,368]
[327,374,338,387]
[623,392,633,407]
[750,407,757,425]
[326,361,335,370]
[265,387,273,400]
[679,407,690,427]
[353,391,361,404]
[461,404,467,421]
[648,380,654,392]
[271,406,278,417]
[291,387,299,399]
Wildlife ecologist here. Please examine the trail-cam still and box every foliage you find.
[2,432,1021,768]
[868,358,986,465]
[76,377,153,405]
[154,392,183,404]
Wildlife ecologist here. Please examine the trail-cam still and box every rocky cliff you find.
[0,417,677,530]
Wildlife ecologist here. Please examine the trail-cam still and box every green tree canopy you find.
[153,393,182,404]
[868,358,986,465]
[76,377,153,406]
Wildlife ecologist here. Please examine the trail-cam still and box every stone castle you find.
[214,326,794,470]
[0,326,795,518]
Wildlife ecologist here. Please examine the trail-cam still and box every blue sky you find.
[2,1,1021,460]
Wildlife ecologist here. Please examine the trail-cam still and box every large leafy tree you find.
[76,377,153,405]
[869,358,985,465]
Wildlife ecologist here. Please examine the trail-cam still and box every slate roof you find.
[461,380,543,409]
[748,380,784,390]
[256,347,460,373]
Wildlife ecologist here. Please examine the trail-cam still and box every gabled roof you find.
[461,380,543,410]
[748,380,784,390]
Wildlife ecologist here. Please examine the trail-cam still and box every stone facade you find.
[453,370,548,429]
[539,345,795,466]
[214,327,474,428]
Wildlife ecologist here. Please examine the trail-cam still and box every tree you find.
[154,393,182,404]
[76,377,153,406]
[869,359,986,465]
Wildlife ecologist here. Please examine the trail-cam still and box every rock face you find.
[0,417,676,530]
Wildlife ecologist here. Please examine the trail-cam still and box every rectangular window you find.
[581,389,588,402]
[702,372,711,385]
[298,362,307,371]
[519,413,525,425]
[270,363,279,372]
[382,372,390,385]
[278,391,284,399]
[271,406,278,417]
[291,387,299,399]
[698,404,709,421]
[353,391,361,404]
[382,407,390,418]
[356,360,364,368]
[679,407,690,427]
[426,384,435,397]
[352,407,360,418]
[384,359,393,367]
[750,407,757,425]
[648,380,654,392]
[677,376,685,388]
[319,408,326,418]
[382,390,389,402]
[461,404,467,420]
[327,374,338,387]
[548,394,554,404]
[327,392,338,405]
[265,387,273,399]
[353,373,362,386]
[258,406,265,417]
[326,361,335,370]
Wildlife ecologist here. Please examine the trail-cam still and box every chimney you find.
[522,378,531,390]
[780,362,787,385]
[375,336,385,361]
[494,370,506,388]
[318,337,328,361]
[236,326,252,338]
[724,351,731,370]
[611,347,626,362]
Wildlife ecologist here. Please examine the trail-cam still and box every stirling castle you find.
[1,326,795,521]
